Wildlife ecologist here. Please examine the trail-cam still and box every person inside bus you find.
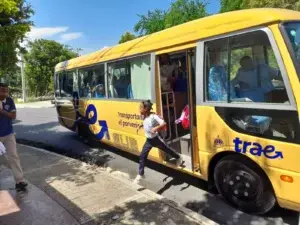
[232,56,282,102]
[160,54,178,92]
[208,51,236,101]
[174,59,188,93]
[95,84,105,98]
[89,72,99,97]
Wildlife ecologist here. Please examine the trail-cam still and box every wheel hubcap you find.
[223,170,261,202]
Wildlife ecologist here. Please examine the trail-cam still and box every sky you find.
[26,0,220,55]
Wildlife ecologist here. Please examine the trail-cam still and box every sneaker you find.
[133,175,145,184]
[176,155,183,167]
[15,182,28,192]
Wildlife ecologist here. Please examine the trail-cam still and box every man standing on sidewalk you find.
[0,82,27,191]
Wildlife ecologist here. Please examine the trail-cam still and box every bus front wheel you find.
[214,155,276,215]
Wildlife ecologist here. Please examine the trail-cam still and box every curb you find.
[18,142,218,225]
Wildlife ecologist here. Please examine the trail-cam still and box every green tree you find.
[134,9,166,36]
[0,0,34,77]
[220,0,300,13]
[118,31,136,44]
[6,65,22,97]
[24,39,78,97]
[133,0,208,36]
[220,0,244,12]
[165,0,208,28]
[243,0,300,10]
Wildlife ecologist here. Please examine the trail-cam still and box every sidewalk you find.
[0,144,217,225]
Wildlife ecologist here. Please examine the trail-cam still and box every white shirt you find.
[143,114,164,139]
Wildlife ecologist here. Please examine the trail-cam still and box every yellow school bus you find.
[54,8,300,214]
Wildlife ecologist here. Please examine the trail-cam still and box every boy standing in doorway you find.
[0,82,27,191]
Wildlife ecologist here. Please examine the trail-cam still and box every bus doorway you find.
[157,49,197,172]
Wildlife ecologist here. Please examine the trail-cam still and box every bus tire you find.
[214,155,276,215]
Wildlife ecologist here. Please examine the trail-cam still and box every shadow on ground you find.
[14,121,114,167]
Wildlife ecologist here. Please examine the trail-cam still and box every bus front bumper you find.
[278,198,300,212]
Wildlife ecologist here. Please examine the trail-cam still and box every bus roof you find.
[55,8,300,72]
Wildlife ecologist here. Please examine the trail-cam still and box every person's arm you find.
[262,64,282,80]
[268,65,282,80]
[150,115,166,134]
[231,69,240,88]
[0,110,16,119]
[0,99,16,119]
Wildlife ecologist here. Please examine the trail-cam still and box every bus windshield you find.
[282,22,300,80]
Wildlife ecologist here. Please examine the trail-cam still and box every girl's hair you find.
[141,100,153,112]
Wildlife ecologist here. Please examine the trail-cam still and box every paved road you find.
[13,106,299,225]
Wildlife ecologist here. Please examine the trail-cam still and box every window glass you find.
[267,46,279,70]
[54,73,60,98]
[281,22,300,80]
[108,55,151,99]
[78,64,105,98]
[230,47,252,80]
[73,71,79,94]
[205,30,289,104]
[205,38,230,102]
[231,113,296,140]
[59,71,73,98]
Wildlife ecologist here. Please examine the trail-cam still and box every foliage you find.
[133,0,208,36]
[134,9,166,36]
[220,0,300,13]
[220,0,244,13]
[165,0,208,28]
[0,0,34,77]
[24,39,78,97]
[118,31,136,44]
[243,0,300,10]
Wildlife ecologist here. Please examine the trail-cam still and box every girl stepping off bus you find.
[134,100,183,184]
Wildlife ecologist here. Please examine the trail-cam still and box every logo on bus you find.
[233,137,283,159]
[214,136,224,147]
[85,104,110,140]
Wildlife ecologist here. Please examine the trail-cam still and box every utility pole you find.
[20,53,26,102]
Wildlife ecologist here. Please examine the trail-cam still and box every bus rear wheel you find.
[214,155,276,215]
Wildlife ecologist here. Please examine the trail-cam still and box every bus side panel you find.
[80,99,163,162]
[197,105,300,208]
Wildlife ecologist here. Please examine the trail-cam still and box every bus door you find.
[157,49,198,172]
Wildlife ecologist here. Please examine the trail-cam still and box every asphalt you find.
[12,104,300,225]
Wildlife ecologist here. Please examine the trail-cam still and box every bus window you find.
[108,55,151,100]
[205,30,289,104]
[281,22,300,80]
[204,30,297,141]
[205,38,230,102]
[230,47,252,80]
[54,73,60,98]
[78,64,105,98]
[59,71,73,98]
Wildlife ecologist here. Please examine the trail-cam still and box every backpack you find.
[175,105,190,130]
